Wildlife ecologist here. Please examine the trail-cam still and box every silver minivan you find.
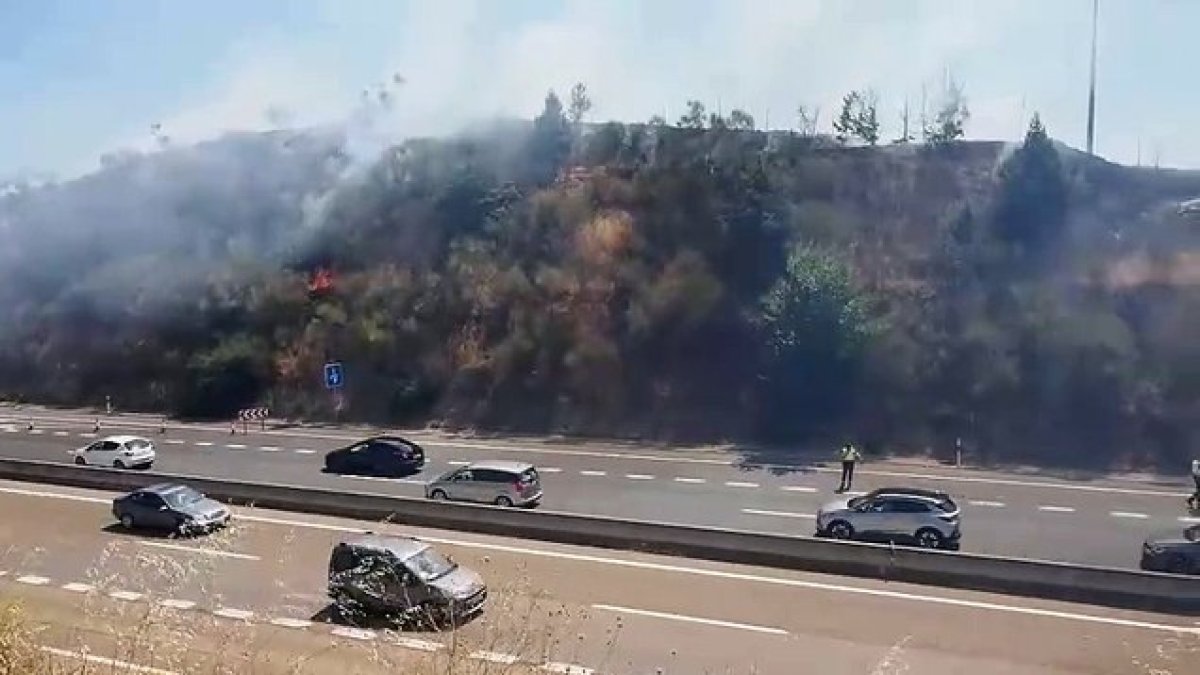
[424,460,542,507]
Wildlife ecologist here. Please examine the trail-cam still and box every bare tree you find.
[568,82,593,126]
[924,78,970,146]
[796,105,821,137]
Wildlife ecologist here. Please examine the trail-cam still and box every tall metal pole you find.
[1086,0,1099,155]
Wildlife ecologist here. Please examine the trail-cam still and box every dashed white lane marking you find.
[213,608,254,621]
[16,575,50,585]
[471,650,519,665]
[225,444,247,450]
[259,446,281,452]
[109,590,144,601]
[1180,516,1200,524]
[625,474,655,480]
[579,470,607,476]
[165,439,185,444]
[61,582,93,593]
[725,481,760,489]
[40,646,178,675]
[674,477,707,484]
[448,460,471,466]
[331,626,376,640]
[294,449,315,455]
[1110,511,1149,520]
[741,508,816,519]
[969,500,1006,508]
[780,486,818,493]
[1038,505,1076,513]
[138,541,261,561]
[194,441,213,447]
[593,603,788,636]
[52,431,68,437]
[269,617,313,629]
[159,599,197,610]
[390,637,443,652]
[539,467,562,473]
[542,663,596,675]
[845,491,866,497]
[77,432,96,438]
[7,484,1199,638]
[29,429,43,435]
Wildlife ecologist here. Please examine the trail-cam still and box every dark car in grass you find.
[323,435,426,477]
[112,483,230,535]
[1140,524,1200,574]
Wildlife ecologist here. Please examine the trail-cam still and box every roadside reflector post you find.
[159,416,167,435]
[92,419,99,433]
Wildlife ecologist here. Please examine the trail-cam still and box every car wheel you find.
[430,489,448,501]
[119,513,135,529]
[827,520,854,540]
[113,460,126,469]
[915,528,945,549]
[494,495,514,507]
[74,455,86,465]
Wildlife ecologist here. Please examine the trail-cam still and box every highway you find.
[1,479,1197,674]
[1,410,1197,571]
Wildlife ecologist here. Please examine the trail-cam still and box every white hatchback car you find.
[73,435,156,469]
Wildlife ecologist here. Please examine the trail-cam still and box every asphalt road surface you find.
[0,411,1196,571]
[0,480,1197,674]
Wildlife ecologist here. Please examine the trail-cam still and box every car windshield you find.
[125,439,151,450]
[847,496,868,509]
[405,548,456,582]
[162,487,204,508]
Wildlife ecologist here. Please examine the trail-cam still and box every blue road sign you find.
[324,362,345,390]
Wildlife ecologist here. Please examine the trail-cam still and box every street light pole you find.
[1086,0,1099,155]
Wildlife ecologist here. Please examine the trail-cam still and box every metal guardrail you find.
[0,458,1196,615]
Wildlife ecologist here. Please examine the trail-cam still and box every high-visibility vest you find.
[1192,459,1200,477]
[840,445,861,462]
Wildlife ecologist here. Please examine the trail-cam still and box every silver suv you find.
[424,460,542,507]
[816,487,961,549]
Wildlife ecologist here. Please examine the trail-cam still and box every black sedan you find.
[323,435,426,477]
[113,483,230,535]
[1140,524,1200,574]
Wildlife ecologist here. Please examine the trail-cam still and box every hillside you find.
[2,98,1199,469]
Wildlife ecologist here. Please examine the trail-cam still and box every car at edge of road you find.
[72,434,156,469]
[112,483,231,535]
[815,486,962,550]
[323,435,426,477]
[1140,524,1200,575]
[328,532,487,625]
[425,460,542,507]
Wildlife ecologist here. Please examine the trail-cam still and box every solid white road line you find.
[109,590,144,601]
[780,486,818,493]
[1110,511,1149,520]
[625,474,655,480]
[1038,505,1076,513]
[742,508,816,519]
[674,477,707,484]
[969,500,1007,508]
[331,626,376,640]
[40,646,178,675]
[725,481,760,488]
[593,603,789,636]
[61,582,94,593]
[137,541,261,561]
[579,470,607,476]
[7,483,1200,638]
[16,575,50,585]
[470,650,519,664]
[213,607,254,621]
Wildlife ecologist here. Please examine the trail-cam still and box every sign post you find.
[324,362,345,421]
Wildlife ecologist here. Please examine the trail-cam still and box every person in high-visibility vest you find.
[838,443,862,492]
[1189,458,1200,510]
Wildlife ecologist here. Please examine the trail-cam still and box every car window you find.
[405,548,456,582]
[125,439,151,450]
[100,441,120,451]
[520,468,538,483]
[139,492,165,507]
[893,500,931,513]
[162,487,203,508]
[348,443,368,453]
[452,470,473,482]
[473,469,512,483]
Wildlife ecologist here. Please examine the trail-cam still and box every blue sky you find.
[2,0,1199,178]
